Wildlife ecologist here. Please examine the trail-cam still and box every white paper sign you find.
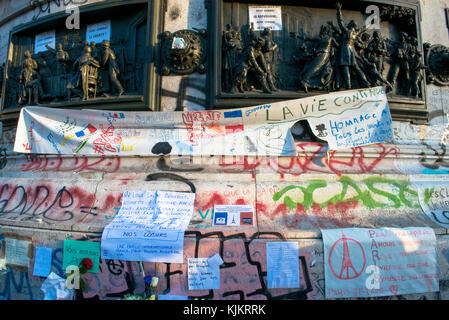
[5,238,31,267]
[266,242,300,288]
[86,20,111,44]
[188,258,221,290]
[101,190,195,263]
[322,228,439,299]
[248,6,283,31]
[33,246,52,277]
[35,30,55,54]
[412,181,449,227]
[213,205,254,226]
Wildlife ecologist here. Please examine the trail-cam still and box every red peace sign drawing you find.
[328,233,366,280]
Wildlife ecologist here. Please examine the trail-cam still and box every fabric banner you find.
[14,87,393,155]
[322,227,439,299]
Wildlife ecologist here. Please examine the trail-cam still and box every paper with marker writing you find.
[33,246,52,277]
[62,240,100,273]
[322,227,438,299]
[188,258,221,290]
[266,242,300,288]
[5,238,31,267]
[101,190,195,263]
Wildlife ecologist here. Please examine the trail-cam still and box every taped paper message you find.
[322,228,438,298]
[101,190,195,263]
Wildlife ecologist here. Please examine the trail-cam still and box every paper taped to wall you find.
[101,190,195,263]
[14,87,393,155]
[322,227,439,299]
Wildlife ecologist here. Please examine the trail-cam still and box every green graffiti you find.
[424,188,434,205]
[273,176,421,210]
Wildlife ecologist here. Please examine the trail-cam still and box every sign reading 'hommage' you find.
[14,87,393,155]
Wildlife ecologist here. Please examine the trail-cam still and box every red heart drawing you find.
[389,285,399,295]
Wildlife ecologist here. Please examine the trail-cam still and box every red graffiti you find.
[19,155,121,173]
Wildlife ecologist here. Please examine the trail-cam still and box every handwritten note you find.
[33,246,52,277]
[35,30,55,53]
[101,190,195,263]
[86,20,111,43]
[266,242,300,288]
[62,240,100,273]
[248,6,283,31]
[5,238,31,268]
[188,258,221,290]
[322,227,438,298]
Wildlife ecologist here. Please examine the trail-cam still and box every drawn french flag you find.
[223,110,244,134]
[108,112,125,119]
[75,124,97,137]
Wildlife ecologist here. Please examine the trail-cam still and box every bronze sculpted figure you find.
[232,36,274,94]
[388,31,410,95]
[68,46,100,101]
[294,25,339,93]
[101,40,125,96]
[335,2,371,90]
[18,50,45,106]
[261,28,278,91]
[222,25,242,92]
[45,43,70,75]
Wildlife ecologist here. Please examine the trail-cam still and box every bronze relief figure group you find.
[17,39,126,106]
[222,3,425,100]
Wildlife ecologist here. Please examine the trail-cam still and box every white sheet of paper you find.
[35,30,55,53]
[188,258,221,290]
[266,242,300,288]
[101,190,195,263]
[322,227,439,298]
[207,253,224,267]
[248,6,283,31]
[5,238,31,267]
[41,272,73,300]
[33,246,52,277]
[86,20,111,44]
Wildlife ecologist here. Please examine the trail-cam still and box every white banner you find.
[14,87,393,155]
[322,228,439,299]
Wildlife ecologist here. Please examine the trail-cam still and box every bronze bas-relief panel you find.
[210,0,427,122]
[2,1,150,113]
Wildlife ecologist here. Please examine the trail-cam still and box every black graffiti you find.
[161,231,314,300]
[156,157,204,173]
[151,142,173,155]
[145,173,196,193]
[32,0,88,19]
[0,185,81,222]
[0,148,7,171]
[161,77,206,111]
[80,206,98,217]
[419,144,449,171]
